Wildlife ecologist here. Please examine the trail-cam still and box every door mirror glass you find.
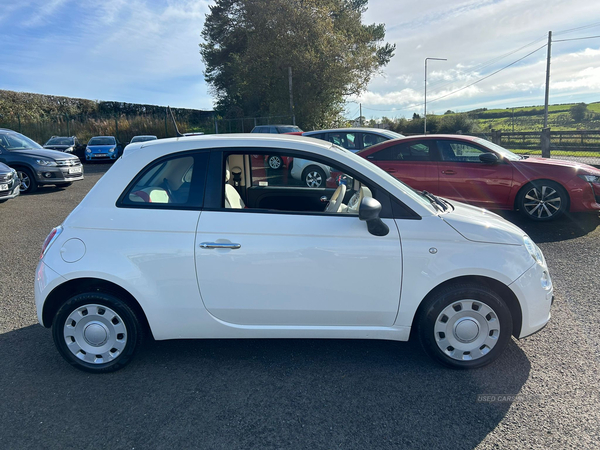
[359,197,389,236]
[479,152,499,164]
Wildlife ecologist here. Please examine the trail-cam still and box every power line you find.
[554,21,600,36]
[427,44,547,105]
[553,35,600,42]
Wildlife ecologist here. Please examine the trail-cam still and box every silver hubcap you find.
[268,156,282,169]
[523,186,561,218]
[434,300,500,361]
[63,304,127,364]
[17,171,30,192]
[305,171,323,188]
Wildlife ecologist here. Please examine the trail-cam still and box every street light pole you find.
[424,57,447,134]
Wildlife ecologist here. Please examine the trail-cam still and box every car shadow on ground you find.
[493,210,600,243]
[0,325,530,449]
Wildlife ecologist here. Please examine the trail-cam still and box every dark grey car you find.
[0,129,84,194]
[0,161,20,203]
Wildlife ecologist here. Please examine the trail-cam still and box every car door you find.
[194,150,403,327]
[436,139,513,207]
[365,140,439,193]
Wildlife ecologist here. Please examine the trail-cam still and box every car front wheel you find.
[17,168,37,194]
[267,156,283,170]
[517,180,567,221]
[417,283,512,369]
[52,292,142,373]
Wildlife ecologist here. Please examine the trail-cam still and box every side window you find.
[270,127,278,134]
[438,140,487,162]
[308,133,325,141]
[326,132,358,150]
[368,142,432,162]
[226,153,373,215]
[122,155,196,206]
[361,134,388,149]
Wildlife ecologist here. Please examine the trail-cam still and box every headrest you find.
[225,160,230,182]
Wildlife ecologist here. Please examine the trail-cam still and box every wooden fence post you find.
[541,127,551,158]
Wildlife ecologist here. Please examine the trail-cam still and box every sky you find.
[0,0,599,120]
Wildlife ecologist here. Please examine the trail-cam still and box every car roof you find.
[304,128,400,136]
[400,134,480,141]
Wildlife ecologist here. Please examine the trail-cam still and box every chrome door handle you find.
[199,242,241,249]
[441,170,456,175]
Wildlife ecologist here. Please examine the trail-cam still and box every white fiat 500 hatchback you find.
[35,135,553,372]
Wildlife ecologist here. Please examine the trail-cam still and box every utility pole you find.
[424,57,447,134]
[543,31,552,129]
[288,67,295,126]
[359,103,362,127]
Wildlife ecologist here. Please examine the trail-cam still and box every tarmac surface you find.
[0,163,599,449]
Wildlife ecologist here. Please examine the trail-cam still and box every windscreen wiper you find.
[422,190,448,212]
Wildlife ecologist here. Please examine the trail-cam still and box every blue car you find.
[85,136,121,162]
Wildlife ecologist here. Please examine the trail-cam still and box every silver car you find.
[293,128,404,187]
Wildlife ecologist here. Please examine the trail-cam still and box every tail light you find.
[40,226,63,259]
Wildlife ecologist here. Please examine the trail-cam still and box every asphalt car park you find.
[0,162,599,449]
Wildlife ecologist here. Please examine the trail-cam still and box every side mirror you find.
[359,197,389,236]
[479,152,499,164]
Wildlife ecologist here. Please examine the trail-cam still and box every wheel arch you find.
[410,275,523,339]
[513,179,571,211]
[41,277,153,338]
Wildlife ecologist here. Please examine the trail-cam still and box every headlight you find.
[109,147,116,153]
[66,146,74,152]
[579,174,600,183]
[86,148,92,153]
[36,159,57,166]
[523,235,545,266]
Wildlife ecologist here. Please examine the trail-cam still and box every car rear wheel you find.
[17,168,37,194]
[52,292,143,373]
[517,180,567,221]
[417,283,512,369]
[302,166,326,188]
[267,156,283,170]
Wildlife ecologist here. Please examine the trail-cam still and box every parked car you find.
[303,128,404,152]
[43,136,81,154]
[36,134,552,372]
[0,162,20,203]
[0,128,83,193]
[85,136,122,162]
[129,135,158,144]
[251,125,302,134]
[358,134,600,221]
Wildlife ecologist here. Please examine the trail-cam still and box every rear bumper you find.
[509,262,553,338]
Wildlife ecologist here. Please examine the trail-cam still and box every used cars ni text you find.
[36,135,552,372]
[0,129,83,193]
[359,134,600,221]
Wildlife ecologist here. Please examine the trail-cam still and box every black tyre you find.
[267,155,283,170]
[516,180,568,221]
[52,292,143,373]
[302,166,326,188]
[16,168,38,194]
[417,283,513,369]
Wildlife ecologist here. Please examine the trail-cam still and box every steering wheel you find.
[163,178,174,200]
[325,183,347,213]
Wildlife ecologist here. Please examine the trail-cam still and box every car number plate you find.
[94,154,107,158]
[0,184,8,191]
[68,167,81,174]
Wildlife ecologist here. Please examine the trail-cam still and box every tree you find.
[570,103,587,122]
[200,0,395,129]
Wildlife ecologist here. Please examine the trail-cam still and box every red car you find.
[358,134,600,221]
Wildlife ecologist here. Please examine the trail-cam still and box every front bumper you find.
[35,165,84,185]
[86,152,118,161]
[0,179,20,200]
[509,262,553,338]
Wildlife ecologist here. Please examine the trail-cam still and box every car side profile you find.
[36,135,552,373]
[358,135,600,221]
[0,129,84,193]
